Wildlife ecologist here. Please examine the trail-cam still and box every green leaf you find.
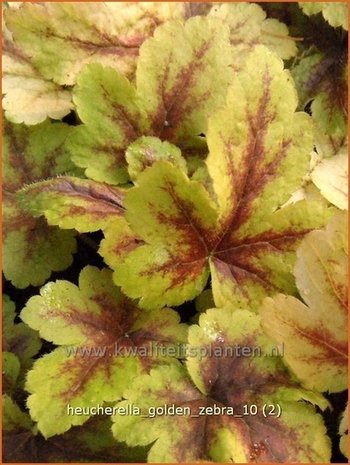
[3,295,41,366]
[300,2,348,30]
[3,394,33,433]
[311,145,348,210]
[291,50,347,157]
[3,119,77,288]
[208,3,297,67]
[4,2,193,86]
[17,176,126,233]
[126,136,187,182]
[2,14,72,125]
[291,52,325,108]
[68,16,233,184]
[21,266,187,437]
[68,64,142,185]
[113,309,330,462]
[3,352,20,393]
[112,161,218,309]
[260,212,348,392]
[112,46,332,310]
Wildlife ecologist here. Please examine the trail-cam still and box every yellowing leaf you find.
[311,145,348,209]
[21,266,187,437]
[2,11,72,125]
[3,2,193,86]
[3,119,77,288]
[260,212,348,392]
[300,2,348,30]
[209,3,297,69]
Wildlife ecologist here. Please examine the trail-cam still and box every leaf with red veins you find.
[68,16,233,185]
[114,161,219,309]
[260,212,348,393]
[136,16,233,148]
[205,46,333,310]
[3,119,77,288]
[17,176,127,233]
[20,266,187,438]
[4,2,198,87]
[114,47,333,310]
[112,311,330,462]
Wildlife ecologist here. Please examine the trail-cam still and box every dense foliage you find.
[2,2,348,463]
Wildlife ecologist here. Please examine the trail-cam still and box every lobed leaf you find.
[113,309,330,462]
[300,2,348,30]
[112,46,333,310]
[3,394,33,434]
[260,212,348,392]
[311,145,348,210]
[3,2,196,87]
[136,16,233,147]
[3,294,41,368]
[112,161,218,309]
[208,2,297,70]
[3,119,77,287]
[68,16,233,184]
[21,266,187,437]
[2,15,72,125]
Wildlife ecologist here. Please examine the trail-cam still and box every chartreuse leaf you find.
[204,45,332,311]
[2,12,72,125]
[21,266,187,437]
[260,212,348,393]
[113,309,330,462]
[3,119,77,288]
[208,2,297,69]
[113,161,218,309]
[311,144,348,210]
[111,46,332,310]
[126,136,187,182]
[136,16,232,148]
[300,2,348,30]
[3,295,41,369]
[339,404,348,458]
[4,2,194,87]
[17,176,126,233]
[68,16,232,184]
[68,64,142,185]
[99,220,142,270]
[112,362,207,463]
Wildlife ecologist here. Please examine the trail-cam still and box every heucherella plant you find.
[2,2,348,463]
